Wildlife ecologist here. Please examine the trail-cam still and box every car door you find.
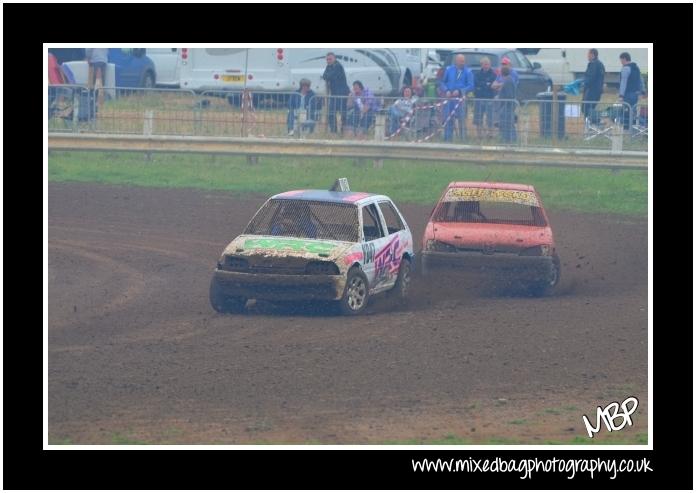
[359,202,390,290]
[109,48,140,88]
[375,200,409,289]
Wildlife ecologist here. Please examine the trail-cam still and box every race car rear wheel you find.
[388,257,411,301]
[209,277,247,313]
[338,267,370,315]
[529,254,560,297]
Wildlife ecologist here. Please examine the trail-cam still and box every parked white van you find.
[146,48,180,87]
[179,48,422,96]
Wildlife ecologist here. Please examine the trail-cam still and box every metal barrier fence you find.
[47,87,647,152]
[92,87,198,135]
[197,90,298,138]
[48,84,93,133]
[520,99,646,152]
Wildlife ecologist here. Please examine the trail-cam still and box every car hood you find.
[223,235,353,262]
[431,222,553,252]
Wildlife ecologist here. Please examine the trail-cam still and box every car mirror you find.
[532,62,542,70]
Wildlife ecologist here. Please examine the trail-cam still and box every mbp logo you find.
[582,396,639,438]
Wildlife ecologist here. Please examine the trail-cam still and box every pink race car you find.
[420,182,560,295]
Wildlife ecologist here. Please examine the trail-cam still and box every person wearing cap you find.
[492,56,519,91]
[438,53,474,142]
[495,65,517,143]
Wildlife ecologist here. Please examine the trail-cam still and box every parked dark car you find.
[442,48,553,102]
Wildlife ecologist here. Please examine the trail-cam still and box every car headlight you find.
[519,244,551,256]
[305,261,339,275]
[425,239,457,252]
[219,255,249,271]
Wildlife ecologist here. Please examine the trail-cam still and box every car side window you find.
[515,52,532,70]
[362,203,385,241]
[505,52,521,68]
[378,201,404,235]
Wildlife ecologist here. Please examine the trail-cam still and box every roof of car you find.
[271,189,382,205]
[447,182,536,192]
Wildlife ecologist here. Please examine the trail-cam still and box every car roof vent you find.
[330,178,350,192]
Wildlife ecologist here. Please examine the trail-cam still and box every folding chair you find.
[583,105,621,142]
[631,105,648,139]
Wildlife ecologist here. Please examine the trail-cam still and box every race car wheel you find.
[338,267,370,315]
[209,277,247,313]
[529,254,561,297]
[388,257,411,301]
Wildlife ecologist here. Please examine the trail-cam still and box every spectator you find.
[495,65,517,143]
[473,56,497,139]
[85,48,108,89]
[287,79,322,136]
[322,52,350,134]
[492,56,520,91]
[388,86,419,135]
[347,81,380,138]
[582,48,605,124]
[438,53,474,142]
[618,52,646,129]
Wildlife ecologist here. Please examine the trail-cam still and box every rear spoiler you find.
[330,178,350,192]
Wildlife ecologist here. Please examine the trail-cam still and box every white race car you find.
[210,181,414,315]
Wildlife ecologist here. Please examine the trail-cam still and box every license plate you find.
[221,75,244,83]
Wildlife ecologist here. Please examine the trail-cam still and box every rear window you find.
[244,199,360,242]
[433,188,547,226]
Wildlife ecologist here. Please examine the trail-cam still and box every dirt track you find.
[48,182,648,444]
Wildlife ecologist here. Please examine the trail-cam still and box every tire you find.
[388,257,411,301]
[338,267,370,316]
[529,254,560,297]
[142,71,155,89]
[209,277,246,313]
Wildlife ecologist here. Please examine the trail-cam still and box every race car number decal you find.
[361,243,375,264]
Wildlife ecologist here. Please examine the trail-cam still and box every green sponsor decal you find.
[244,238,338,255]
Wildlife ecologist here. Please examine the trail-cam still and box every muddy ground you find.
[48,182,648,444]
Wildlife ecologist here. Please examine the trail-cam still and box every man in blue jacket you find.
[582,49,605,124]
[439,54,474,141]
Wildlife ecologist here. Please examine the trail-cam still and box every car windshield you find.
[244,199,360,242]
[433,188,547,226]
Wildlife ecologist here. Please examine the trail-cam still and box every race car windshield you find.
[244,199,360,242]
[434,189,547,226]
